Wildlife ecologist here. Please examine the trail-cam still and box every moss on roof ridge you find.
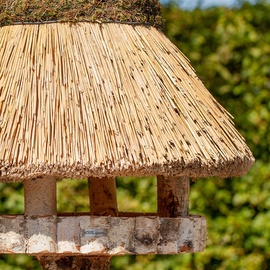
[0,0,163,28]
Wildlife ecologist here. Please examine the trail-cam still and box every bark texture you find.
[157,176,190,217]
[24,177,57,216]
[88,177,118,216]
[38,256,111,270]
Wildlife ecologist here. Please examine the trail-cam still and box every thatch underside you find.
[0,23,254,181]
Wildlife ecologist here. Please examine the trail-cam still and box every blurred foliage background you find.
[0,0,270,269]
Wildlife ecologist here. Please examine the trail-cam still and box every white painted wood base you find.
[0,214,206,255]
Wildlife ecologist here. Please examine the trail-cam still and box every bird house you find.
[0,0,254,269]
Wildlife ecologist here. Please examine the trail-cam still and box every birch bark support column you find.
[88,177,118,217]
[157,176,190,217]
[86,177,117,269]
[24,176,57,216]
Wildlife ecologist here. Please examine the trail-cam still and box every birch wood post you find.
[24,176,57,263]
[87,177,117,269]
[88,177,118,217]
[37,256,111,270]
[157,176,190,217]
[24,176,57,216]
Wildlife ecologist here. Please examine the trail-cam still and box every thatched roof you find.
[0,2,254,182]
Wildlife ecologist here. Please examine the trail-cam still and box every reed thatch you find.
[0,2,254,182]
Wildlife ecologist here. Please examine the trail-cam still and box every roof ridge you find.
[0,0,163,28]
